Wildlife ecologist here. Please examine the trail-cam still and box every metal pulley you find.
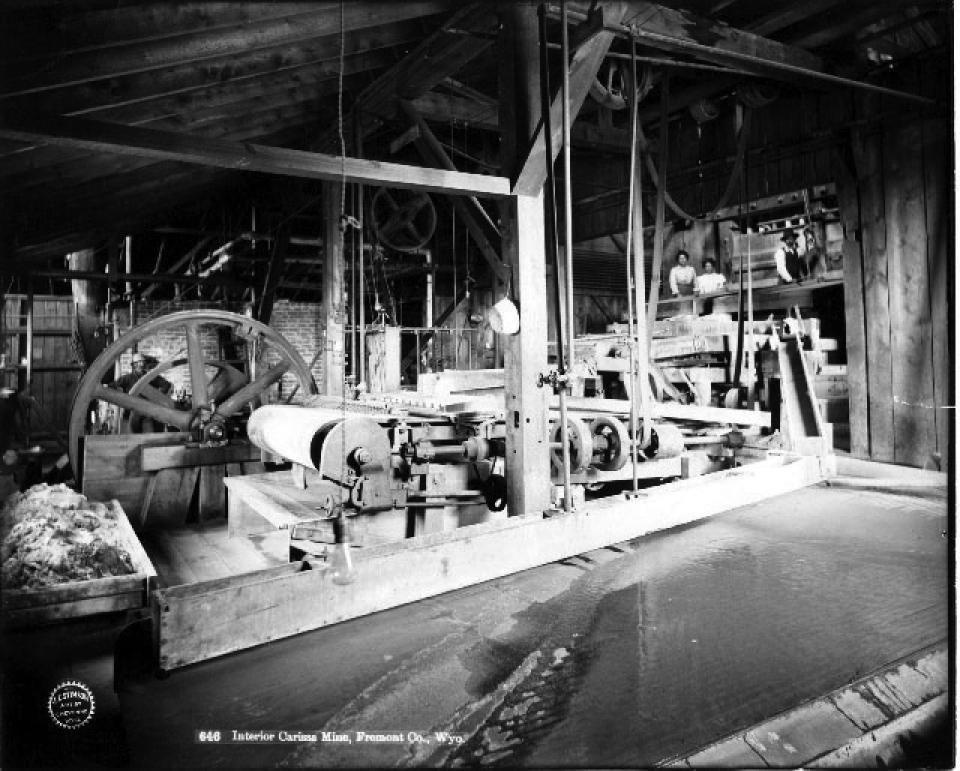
[550,416,592,475]
[589,416,631,471]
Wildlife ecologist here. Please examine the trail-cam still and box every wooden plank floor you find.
[139,523,288,588]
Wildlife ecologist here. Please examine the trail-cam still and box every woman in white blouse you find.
[668,250,697,296]
[695,257,726,294]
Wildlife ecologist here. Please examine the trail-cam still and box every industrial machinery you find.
[242,384,688,547]
[68,310,317,521]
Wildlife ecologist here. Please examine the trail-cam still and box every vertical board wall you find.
[844,106,951,469]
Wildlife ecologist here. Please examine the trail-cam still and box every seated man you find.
[111,353,173,432]
[695,258,727,294]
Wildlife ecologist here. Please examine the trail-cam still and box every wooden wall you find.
[839,95,951,469]
[1,295,81,447]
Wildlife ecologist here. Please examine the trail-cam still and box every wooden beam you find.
[745,0,842,37]
[341,3,499,148]
[161,454,829,668]
[408,91,499,131]
[3,1,452,97]
[0,24,426,176]
[0,112,511,198]
[141,237,212,299]
[513,2,628,196]
[399,100,508,281]
[549,1,823,75]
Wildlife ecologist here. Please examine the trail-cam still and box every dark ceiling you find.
[0,0,950,294]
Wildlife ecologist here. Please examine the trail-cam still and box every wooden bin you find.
[2,502,157,627]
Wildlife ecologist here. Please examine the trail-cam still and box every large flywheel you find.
[69,310,317,482]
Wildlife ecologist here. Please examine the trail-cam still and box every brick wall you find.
[113,300,323,403]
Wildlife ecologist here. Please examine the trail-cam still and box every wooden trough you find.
[152,452,835,670]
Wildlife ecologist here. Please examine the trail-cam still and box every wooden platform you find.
[138,523,289,588]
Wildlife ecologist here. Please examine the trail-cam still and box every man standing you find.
[774,230,808,284]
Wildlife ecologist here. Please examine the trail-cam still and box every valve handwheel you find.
[68,310,317,482]
[371,187,437,253]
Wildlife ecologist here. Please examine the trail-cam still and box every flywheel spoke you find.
[185,322,209,410]
[94,386,193,430]
[214,362,291,418]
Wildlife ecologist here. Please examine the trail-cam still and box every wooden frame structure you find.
[155,452,835,669]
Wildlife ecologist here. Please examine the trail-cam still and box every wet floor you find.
[480,483,949,767]
[2,480,949,768]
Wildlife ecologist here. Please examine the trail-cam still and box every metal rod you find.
[630,40,653,451]
[356,112,366,389]
[623,41,641,495]
[559,0,577,513]
[539,2,573,515]
[538,4,565,376]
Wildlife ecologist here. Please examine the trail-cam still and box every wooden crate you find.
[2,502,156,627]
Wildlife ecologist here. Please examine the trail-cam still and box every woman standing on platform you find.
[668,250,697,296]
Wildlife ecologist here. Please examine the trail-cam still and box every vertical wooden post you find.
[921,116,950,470]
[68,248,108,366]
[885,119,935,467]
[833,143,870,458]
[499,2,550,516]
[501,194,551,516]
[851,102,892,462]
[323,181,346,399]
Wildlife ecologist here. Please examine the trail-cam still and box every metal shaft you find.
[624,41,641,495]
[540,2,572,513]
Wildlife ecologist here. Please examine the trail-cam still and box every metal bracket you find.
[537,369,570,394]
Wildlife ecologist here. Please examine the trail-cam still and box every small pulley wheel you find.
[589,416,630,471]
[550,417,592,475]
[371,187,437,252]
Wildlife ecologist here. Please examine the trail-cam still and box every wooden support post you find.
[851,107,892,462]
[885,119,935,467]
[499,3,551,516]
[921,117,950,471]
[513,3,627,195]
[502,193,551,516]
[833,142,870,458]
[322,181,345,399]
[67,248,107,366]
